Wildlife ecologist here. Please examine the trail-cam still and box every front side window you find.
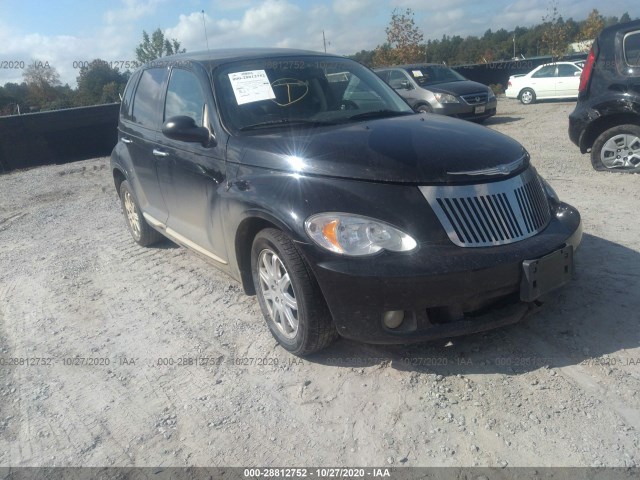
[532,65,557,78]
[624,31,640,67]
[212,56,412,132]
[132,68,168,129]
[164,69,206,126]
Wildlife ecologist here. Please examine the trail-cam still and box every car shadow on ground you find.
[152,238,181,250]
[307,233,640,376]
[483,116,522,126]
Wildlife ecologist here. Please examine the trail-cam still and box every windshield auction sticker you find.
[228,70,276,105]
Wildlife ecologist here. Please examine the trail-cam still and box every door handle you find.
[152,149,169,158]
[121,137,132,144]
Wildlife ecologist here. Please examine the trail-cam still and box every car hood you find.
[421,80,490,96]
[227,114,529,184]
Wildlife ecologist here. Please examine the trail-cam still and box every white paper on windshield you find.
[228,70,275,105]
[412,70,423,77]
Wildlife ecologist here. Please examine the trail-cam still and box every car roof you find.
[374,64,451,71]
[598,18,640,41]
[537,61,582,67]
[143,48,340,69]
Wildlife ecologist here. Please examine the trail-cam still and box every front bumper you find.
[434,98,497,120]
[299,203,582,344]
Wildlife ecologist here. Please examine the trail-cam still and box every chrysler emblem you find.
[447,156,526,176]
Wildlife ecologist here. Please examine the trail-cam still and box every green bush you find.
[489,83,504,95]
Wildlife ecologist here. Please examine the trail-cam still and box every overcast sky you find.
[0,0,636,86]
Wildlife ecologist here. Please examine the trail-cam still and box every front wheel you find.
[520,88,536,105]
[251,229,338,355]
[591,124,640,173]
[416,104,433,114]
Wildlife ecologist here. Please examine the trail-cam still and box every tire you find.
[590,124,640,173]
[416,104,433,113]
[519,88,536,105]
[251,228,338,355]
[119,180,163,246]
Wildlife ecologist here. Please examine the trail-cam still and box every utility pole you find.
[323,30,327,53]
[513,34,516,59]
[202,10,210,51]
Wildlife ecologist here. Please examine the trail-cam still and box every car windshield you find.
[212,56,413,132]
[405,65,467,86]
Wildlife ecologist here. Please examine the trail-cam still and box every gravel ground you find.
[0,98,639,467]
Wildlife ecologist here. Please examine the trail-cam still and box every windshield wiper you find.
[239,119,336,131]
[347,110,414,121]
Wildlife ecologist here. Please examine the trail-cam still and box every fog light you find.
[383,310,405,329]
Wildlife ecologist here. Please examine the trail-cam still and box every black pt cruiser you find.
[111,49,582,355]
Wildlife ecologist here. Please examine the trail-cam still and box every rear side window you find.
[164,69,206,126]
[388,70,410,89]
[624,31,640,67]
[132,68,167,129]
[532,65,556,78]
[120,71,139,121]
[557,64,580,77]
[375,70,389,82]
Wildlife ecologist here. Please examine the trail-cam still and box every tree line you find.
[0,29,183,116]
[350,7,635,67]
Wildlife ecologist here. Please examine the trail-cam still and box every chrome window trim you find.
[622,30,640,68]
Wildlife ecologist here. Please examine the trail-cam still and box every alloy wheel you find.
[257,248,298,339]
[600,134,640,169]
[521,91,533,104]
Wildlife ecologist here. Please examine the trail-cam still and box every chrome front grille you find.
[461,92,488,105]
[419,168,551,247]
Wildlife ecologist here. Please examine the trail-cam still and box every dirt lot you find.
[0,98,639,468]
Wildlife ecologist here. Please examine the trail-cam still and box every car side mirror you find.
[574,72,581,77]
[399,81,413,90]
[162,116,211,146]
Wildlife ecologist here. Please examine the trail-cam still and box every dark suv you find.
[111,48,582,355]
[569,19,640,172]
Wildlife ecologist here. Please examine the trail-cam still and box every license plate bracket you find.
[520,246,573,302]
[475,105,486,114]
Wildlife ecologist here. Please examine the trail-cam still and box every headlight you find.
[304,213,417,256]
[488,88,496,99]
[434,93,459,104]
[539,176,559,203]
